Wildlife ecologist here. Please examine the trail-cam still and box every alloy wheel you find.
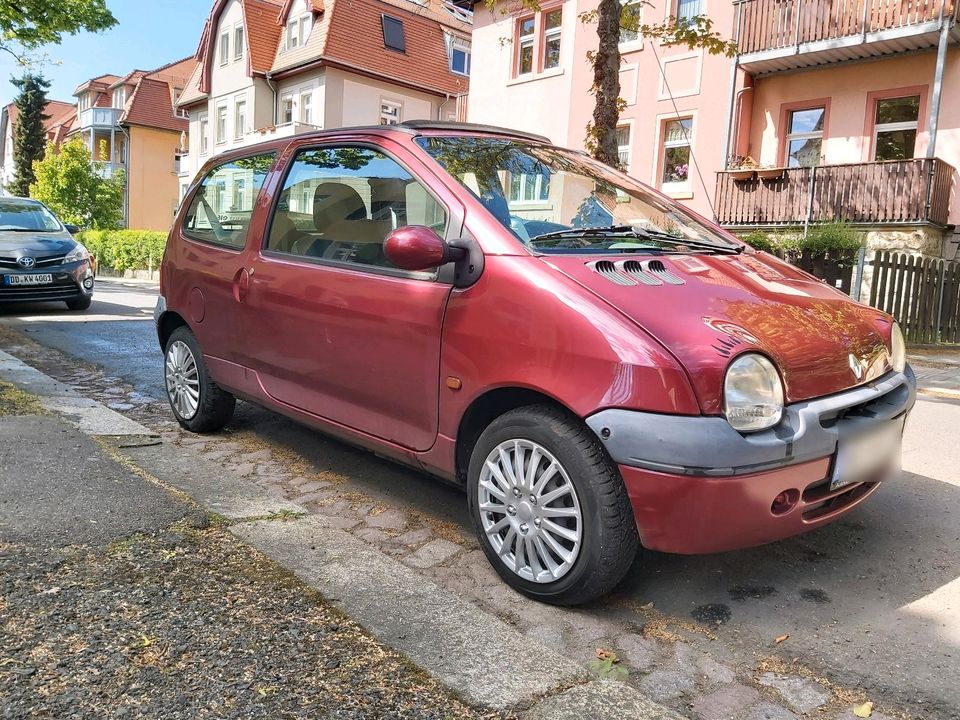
[165,340,201,420]
[477,439,583,583]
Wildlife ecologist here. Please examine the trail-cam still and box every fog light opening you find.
[83,278,94,290]
[771,489,800,516]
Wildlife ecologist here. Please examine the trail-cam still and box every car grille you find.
[0,276,80,303]
[0,255,67,269]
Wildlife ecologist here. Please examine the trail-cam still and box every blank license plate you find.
[3,274,53,286]
[831,416,906,490]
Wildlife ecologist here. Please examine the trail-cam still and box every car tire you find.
[467,404,639,605]
[65,295,92,311]
[164,326,235,433]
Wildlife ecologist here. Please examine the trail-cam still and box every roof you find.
[120,77,189,133]
[73,73,122,96]
[3,99,75,137]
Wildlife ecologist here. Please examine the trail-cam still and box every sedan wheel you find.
[478,439,582,583]
[163,326,235,433]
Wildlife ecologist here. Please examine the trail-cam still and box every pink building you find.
[468,0,960,257]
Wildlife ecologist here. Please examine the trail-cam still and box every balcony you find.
[715,157,955,228]
[735,0,960,75]
[77,107,122,129]
[93,161,125,180]
[247,121,323,142]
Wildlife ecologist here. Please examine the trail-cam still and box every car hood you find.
[542,251,894,414]
[0,230,75,259]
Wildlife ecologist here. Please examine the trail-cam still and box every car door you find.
[237,140,461,452]
[173,152,275,364]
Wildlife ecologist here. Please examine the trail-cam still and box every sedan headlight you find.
[724,353,784,433]
[63,243,90,264]
[889,321,906,373]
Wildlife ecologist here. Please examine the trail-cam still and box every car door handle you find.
[232,267,251,303]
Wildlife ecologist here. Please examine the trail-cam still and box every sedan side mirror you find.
[383,226,463,271]
[64,224,80,235]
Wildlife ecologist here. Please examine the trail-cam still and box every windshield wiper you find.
[530,224,742,255]
[632,227,742,255]
[529,225,636,243]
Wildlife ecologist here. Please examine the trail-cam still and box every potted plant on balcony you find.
[723,156,758,181]
[756,163,785,181]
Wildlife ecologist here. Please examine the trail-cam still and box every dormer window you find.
[78,93,91,111]
[449,37,471,76]
[113,87,125,109]
[286,13,311,50]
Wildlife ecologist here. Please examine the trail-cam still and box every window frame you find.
[616,122,632,172]
[778,99,829,168]
[260,142,453,282]
[234,25,245,61]
[619,0,644,50]
[675,0,704,23]
[281,94,294,124]
[215,104,228,145]
[382,15,406,53]
[112,87,125,109]
[450,37,471,76]
[872,95,921,162]
[198,112,210,155]
[540,8,563,71]
[515,15,536,77]
[181,152,277,251]
[219,31,230,65]
[299,89,313,125]
[380,99,402,126]
[234,98,247,141]
[658,115,694,194]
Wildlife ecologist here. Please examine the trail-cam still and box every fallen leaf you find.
[774,634,789,644]
[595,648,619,662]
[639,602,654,611]
[140,635,152,647]
[853,701,874,718]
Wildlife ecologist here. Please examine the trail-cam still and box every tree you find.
[0,0,116,61]
[9,73,49,196]
[30,138,124,229]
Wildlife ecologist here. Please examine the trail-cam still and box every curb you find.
[0,348,685,719]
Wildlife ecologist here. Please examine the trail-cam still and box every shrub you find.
[739,230,776,254]
[803,220,863,258]
[77,229,168,273]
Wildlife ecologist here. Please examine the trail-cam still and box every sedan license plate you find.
[3,273,53,286]
[831,415,906,490]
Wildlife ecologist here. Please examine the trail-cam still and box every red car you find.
[156,122,914,605]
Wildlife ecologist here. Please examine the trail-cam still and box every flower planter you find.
[756,168,785,180]
[725,169,756,181]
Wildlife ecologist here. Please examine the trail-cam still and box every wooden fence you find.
[869,251,960,344]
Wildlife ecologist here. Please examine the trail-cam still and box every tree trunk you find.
[591,0,622,167]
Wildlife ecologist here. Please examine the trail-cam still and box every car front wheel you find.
[467,404,639,605]
[164,326,235,433]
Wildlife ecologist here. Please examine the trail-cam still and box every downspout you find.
[721,1,743,169]
[438,93,452,121]
[118,122,131,229]
[731,87,753,165]
[265,71,279,125]
[923,7,951,222]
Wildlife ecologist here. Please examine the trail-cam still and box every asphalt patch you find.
[799,588,832,604]
[728,584,778,601]
[692,603,732,625]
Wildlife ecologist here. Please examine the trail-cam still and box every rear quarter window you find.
[183,153,275,249]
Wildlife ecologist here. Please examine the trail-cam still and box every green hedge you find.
[77,230,168,273]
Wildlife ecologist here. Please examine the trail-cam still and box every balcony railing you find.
[715,158,955,227]
[735,0,959,73]
[77,107,122,129]
[93,161,125,180]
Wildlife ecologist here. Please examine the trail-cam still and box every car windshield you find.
[415,136,740,254]
[0,200,62,232]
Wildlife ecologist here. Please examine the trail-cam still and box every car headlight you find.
[724,353,784,433]
[63,243,90,264]
[889,321,906,373]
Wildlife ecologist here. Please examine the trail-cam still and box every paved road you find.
[2,278,959,716]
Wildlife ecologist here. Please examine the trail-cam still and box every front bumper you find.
[0,261,94,304]
[588,367,916,554]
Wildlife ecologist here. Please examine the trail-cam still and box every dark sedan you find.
[0,197,94,310]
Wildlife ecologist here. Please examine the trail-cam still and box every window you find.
[676,0,703,23]
[382,15,405,52]
[661,117,693,189]
[873,95,920,161]
[380,100,401,125]
[450,38,471,76]
[287,19,299,49]
[78,94,91,112]
[184,154,274,249]
[784,107,824,168]
[216,105,228,144]
[299,90,312,124]
[542,9,562,70]
[219,31,230,65]
[281,95,294,124]
[516,17,535,75]
[112,87,125,108]
[265,146,447,272]
[619,0,642,46]
[199,113,210,155]
[508,172,551,203]
[300,15,311,44]
[616,124,631,170]
[234,99,246,140]
[234,26,244,60]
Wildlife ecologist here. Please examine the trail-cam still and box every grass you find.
[0,380,45,416]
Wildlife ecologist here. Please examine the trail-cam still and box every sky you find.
[0,1,212,106]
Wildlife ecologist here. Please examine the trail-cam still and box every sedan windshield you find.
[415,136,740,254]
[0,200,62,232]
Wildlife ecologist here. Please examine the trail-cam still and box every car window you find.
[183,153,274,249]
[0,199,62,232]
[265,145,447,270]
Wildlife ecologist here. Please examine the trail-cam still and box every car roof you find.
[204,121,553,166]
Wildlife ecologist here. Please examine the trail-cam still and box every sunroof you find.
[382,15,406,52]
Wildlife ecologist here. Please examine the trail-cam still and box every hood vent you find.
[589,259,685,287]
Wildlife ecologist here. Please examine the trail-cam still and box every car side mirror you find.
[64,224,80,235]
[383,226,463,271]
